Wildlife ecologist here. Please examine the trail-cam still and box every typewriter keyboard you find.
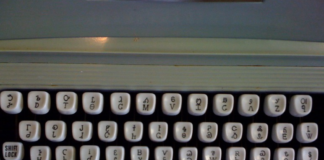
[0,90,322,160]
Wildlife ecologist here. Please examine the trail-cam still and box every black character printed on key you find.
[118,96,123,110]
[90,97,95,110]
[170,96,176,109]
[26,124,31,138]
[143,98,149,111]
[105,125,110,138]
[301,98,307,112]
[52,125,58,138]
[7,94,13,108]
[206,125,212,138]
[275,98,280,112]
[63,95,70,108]
[231,126,238,139]
[35,95,41,108]
[248,99,254,111]
[196,98,201,110]
[182,127,187,138]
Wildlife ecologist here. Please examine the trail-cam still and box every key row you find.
[0,91,313,117]
[2,142,319,160]
[19,121,318,144]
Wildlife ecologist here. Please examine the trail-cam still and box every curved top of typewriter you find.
[0,0,323,42]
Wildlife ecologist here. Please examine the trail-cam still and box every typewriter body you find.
[0,0,324,160]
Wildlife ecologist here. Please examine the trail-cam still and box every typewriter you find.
[0,0,323,160]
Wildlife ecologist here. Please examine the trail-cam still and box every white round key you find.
[19,121,41,142]
[264,94,286,117]
[213,94,234,116]
[179,147,197,160]
[2,142,24,160]
[188,94,208,116]
[297,147,318,160]
[198,122,218,143]
[124,121,143,142]
[222,122,243,143]
[72,121,93,142]
[110,92,130,115]
[56,146,75,160]
[203,147,221,160]
[155,146,173,160]
[30,146,51,160]
[136,93,156,115]
[272,123,294,143]
[296,123,318,143]
[106,146,125,160]
[45,121,67,142]
[131,146,149,160]
[0,91,23,114]
[173,122,193,143]
[238,94,260,117]
[149,122,168,142]
[80,145,100,160]
[162,93,182,116]
[250,147,270,160]
[28,91,51,115]
[274,148,294,160]
[98,121,117,142]
[56,92,78,115]
[289,95,312,117]
[247,123,268,143]
[82,92,103,115]
[226,147,246,160]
